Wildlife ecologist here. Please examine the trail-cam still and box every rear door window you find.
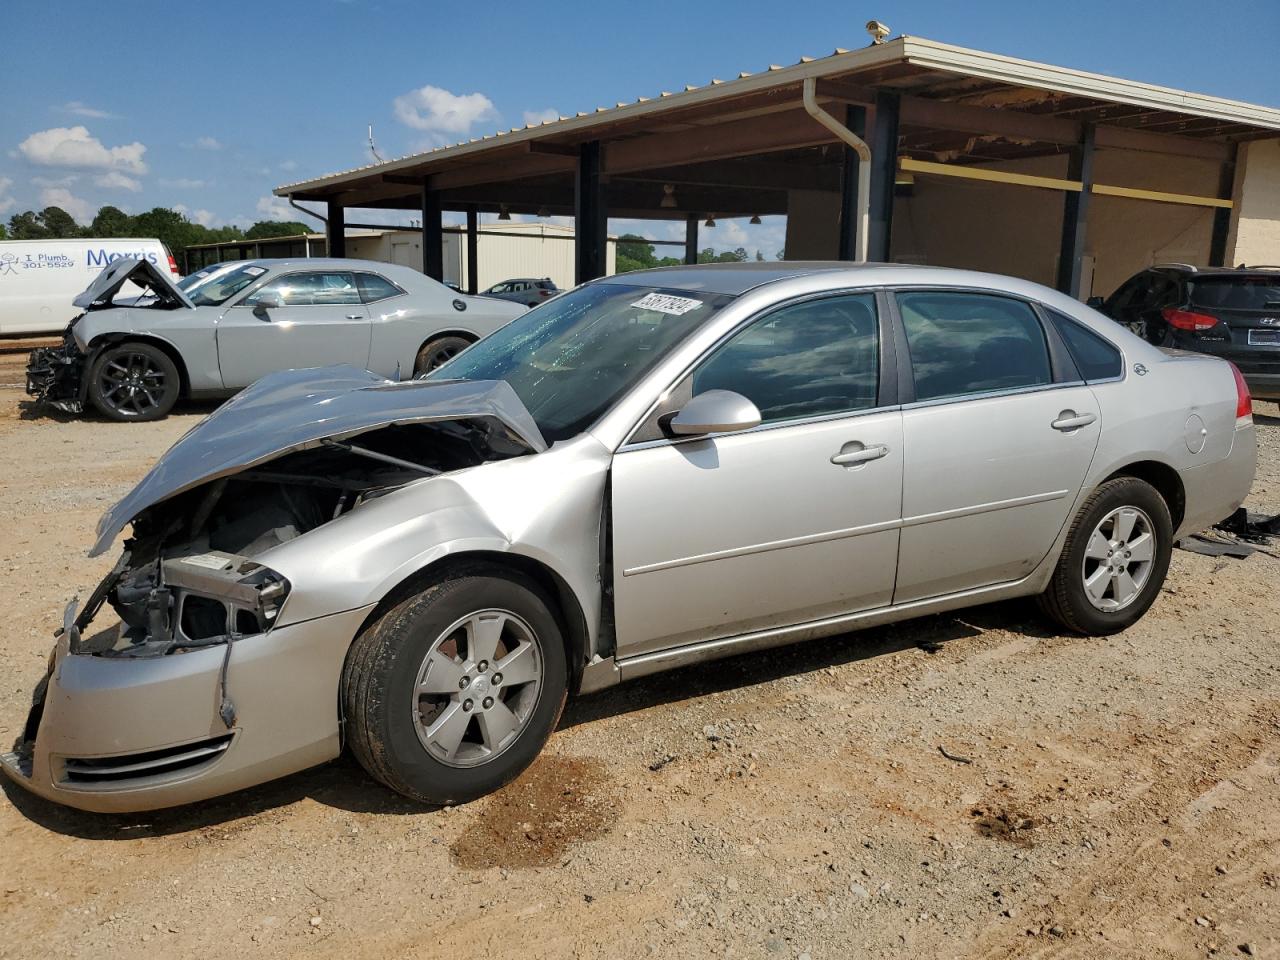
[897,292,1052,402]
[1047,310,1123,382]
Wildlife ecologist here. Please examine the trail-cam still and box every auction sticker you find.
[630,293,703,316]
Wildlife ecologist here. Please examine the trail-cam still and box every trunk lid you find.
[91,368,547,556]
[73,256,195,311]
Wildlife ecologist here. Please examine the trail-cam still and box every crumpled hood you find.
[91,367,547,556]
[74,256,193,311]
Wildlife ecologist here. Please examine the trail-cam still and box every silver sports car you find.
[2,263,1256,813]
[25,256,525,421]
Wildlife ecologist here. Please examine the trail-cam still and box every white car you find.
[26,256,526,421]
[0,238,179,336]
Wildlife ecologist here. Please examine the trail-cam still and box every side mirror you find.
[252,293,282,317]
[1086,296,1105,310]
[669,389,762,437]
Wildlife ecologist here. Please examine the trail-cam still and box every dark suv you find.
[1095,264,1280,401]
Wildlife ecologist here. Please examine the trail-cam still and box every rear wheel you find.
[1038,476,1173,635]
[413,334,474,377]
[86,342,180,422]
[342,568,568,805]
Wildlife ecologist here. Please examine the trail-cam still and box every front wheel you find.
[1038,476,1173,635]
[342,568,568,805]
[86,342,181,422]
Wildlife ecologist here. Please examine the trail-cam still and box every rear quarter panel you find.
[366,290,524,379]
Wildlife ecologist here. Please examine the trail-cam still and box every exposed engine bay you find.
[70,419,518,660]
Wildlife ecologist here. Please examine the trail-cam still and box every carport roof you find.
[275,35,1280,209]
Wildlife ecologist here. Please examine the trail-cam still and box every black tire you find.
[342,567,568,805]
[413,334,474,377]
[86,341,180,422]
[1037,476,1173,635]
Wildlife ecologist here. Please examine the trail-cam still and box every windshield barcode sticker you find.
[631,293,703,316]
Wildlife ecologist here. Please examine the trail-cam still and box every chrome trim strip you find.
[615,573,1039,681]
[61,739,232,779]
[622,517,901,577]
[621,489,1070,577]
[900,488,1070,528]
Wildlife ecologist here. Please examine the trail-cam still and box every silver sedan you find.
[2,263,1256,812]
[25,256,525,421]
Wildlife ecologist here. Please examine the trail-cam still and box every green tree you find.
[0,222,6,240]
[244,220,312,240]
[615,233,658,274]
[696,247,749,264]
[8,211,49,239]
[91,205,132,236]
[39,206,83,238]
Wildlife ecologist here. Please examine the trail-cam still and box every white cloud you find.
[38,186,92,222]
[0,177,14,215]
[160,177,206,189]
[522,108,560,127]
[194,136,222,151]
[17,126,147,174]
[94,171,142,192]
[278,159,298,172]
[60,101,117,120]
[255,195,294,220]
[393,85,497,134]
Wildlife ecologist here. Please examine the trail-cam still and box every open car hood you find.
[73,257,194,311]
[91,367,547,556]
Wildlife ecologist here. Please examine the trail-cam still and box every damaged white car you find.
[25,256,524,421]
[2,263,1256,813]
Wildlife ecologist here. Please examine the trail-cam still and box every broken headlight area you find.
[71,419,507,659]
[26,326,87,414]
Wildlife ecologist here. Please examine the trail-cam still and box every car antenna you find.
[368,124,384,163]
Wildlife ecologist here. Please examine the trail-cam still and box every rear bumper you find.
[1241,372,1280,402]
[1,603,373,813]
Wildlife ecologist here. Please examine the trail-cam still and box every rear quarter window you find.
[1047,310,1123,382]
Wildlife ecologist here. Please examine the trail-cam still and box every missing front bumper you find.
[26,335,87,413]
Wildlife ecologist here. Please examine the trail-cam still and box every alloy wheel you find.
[99,352,168,417]
[1080,506,1156,612]
[411,609,544,768]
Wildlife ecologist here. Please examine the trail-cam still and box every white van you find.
[0,238,179,336]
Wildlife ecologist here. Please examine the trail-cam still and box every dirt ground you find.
[1,338,1278,960]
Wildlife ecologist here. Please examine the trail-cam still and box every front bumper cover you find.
[1,603,374,813]
[26,331,87,414]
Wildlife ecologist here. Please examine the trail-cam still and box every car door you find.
[216,270,372,388]
[890,290,1102,603]
[610,292,904,658]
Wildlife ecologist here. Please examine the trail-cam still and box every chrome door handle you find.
[831,443,889,466]
[345,313,363,320]
[1051,412,1097,431]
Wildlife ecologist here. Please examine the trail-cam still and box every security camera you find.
[865,20,891,44]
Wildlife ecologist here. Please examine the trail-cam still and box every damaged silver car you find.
[3,263,1257,813]
[25,256,524,421]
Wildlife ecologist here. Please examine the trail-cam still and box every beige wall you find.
[889,149,1221,298]
[1226,138,1280,268]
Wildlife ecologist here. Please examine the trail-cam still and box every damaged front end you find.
[26,325,88,413]
[3,369,548,811]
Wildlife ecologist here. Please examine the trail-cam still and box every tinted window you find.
[1047,310,1122,382]
[692,294,879,424]
[356,273,403,303]
[1190,276,1280,310]
[245,271,361,306]
[898,292,1051,402]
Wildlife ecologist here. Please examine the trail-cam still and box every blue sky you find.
[3,0,1278,256]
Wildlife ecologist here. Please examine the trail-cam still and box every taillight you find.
[539,289,553,297]
[168,254,180,276]
[1228,361,1252,421]
[1162,306,1218,331]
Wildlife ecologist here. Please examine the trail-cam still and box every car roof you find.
[1151,263,1280,279]
[209,257,412,273]
[595,261,1053,297]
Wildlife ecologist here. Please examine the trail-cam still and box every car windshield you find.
[187,263,269,306]
[427,282,732,443]
[1189,276,1280,311]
